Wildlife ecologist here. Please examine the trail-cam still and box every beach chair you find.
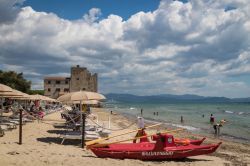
[60,131,100,144]
[61,112,81,130]
[53,123,67,128]
[0,122,16,129]
[0,117,16,127]
[0,124,9,131]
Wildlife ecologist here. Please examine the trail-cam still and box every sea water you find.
[104,102,250,143]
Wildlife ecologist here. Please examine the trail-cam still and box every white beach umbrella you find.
[81,91,106,100]
[0,90,23,97]
[0,84,13,92]
[67,99,100,105]
[57,92,72,102]
[7,90,30,100]
[57,91,106,102]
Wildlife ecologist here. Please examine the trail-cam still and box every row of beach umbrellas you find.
[0,83,57,102]
[0,83,106,103]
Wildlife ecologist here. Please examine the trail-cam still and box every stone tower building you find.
[70,65,98,92]
[44,65,98,99]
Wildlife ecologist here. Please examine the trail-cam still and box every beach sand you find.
[0,108,249,166]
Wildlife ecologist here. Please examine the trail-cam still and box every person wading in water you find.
[210,114,215,124]
[213,119,227,138]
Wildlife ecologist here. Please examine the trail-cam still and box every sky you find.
[0,0,250,98]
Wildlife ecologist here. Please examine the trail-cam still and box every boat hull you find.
[90,142,221,160]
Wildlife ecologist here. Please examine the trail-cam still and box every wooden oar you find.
[88,128,185,148]
[85,123,162,146]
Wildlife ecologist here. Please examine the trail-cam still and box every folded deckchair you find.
[61,113,81,130]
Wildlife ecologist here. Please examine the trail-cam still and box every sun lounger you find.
[53,123,67,128]
[60,131,100,144]
[9,118,33,123]
[0,122,16,129]
[0,124,9,131]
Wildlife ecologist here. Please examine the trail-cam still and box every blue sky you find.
[23,0,160,20]
[0,0,250,98]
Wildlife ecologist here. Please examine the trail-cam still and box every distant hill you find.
[105,93,250,103]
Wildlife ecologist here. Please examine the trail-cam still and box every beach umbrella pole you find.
[81,112,86,148]
[0,98,3,116]
[19,108,23,145]
[80,101,86,148]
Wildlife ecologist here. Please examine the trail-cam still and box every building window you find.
[64,88,69,92]
[48,80,51,84]
[56,88,60,92]
[82,88,86,90]
[76,78,79,80]
[48,88,51,92]
[65,80,68,84]
[56,80,60,84]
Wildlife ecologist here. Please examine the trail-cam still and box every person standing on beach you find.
[141,108,143,116]
[133,116,149,143]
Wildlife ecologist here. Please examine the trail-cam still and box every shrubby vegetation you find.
[0,70,44,95]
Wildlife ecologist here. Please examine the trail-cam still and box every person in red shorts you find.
[133,116,149,143]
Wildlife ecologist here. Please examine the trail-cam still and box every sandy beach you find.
[0,108,249,166]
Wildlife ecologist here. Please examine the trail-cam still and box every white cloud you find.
[0,0,250,98]
[83,8,101,23]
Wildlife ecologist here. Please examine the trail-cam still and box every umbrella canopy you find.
[42,96,55,102]
[8,90,30,100]
[0,90,23,97]
[64,99,100,105]
[30,94,58,102]
[57,92,73,102]
[57,91,106,102]
[81,91,106,100]
[0,84,13,92]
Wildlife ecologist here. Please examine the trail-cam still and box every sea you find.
[104,101,250,144]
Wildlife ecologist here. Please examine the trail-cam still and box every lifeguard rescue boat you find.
[90,134,221,160]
